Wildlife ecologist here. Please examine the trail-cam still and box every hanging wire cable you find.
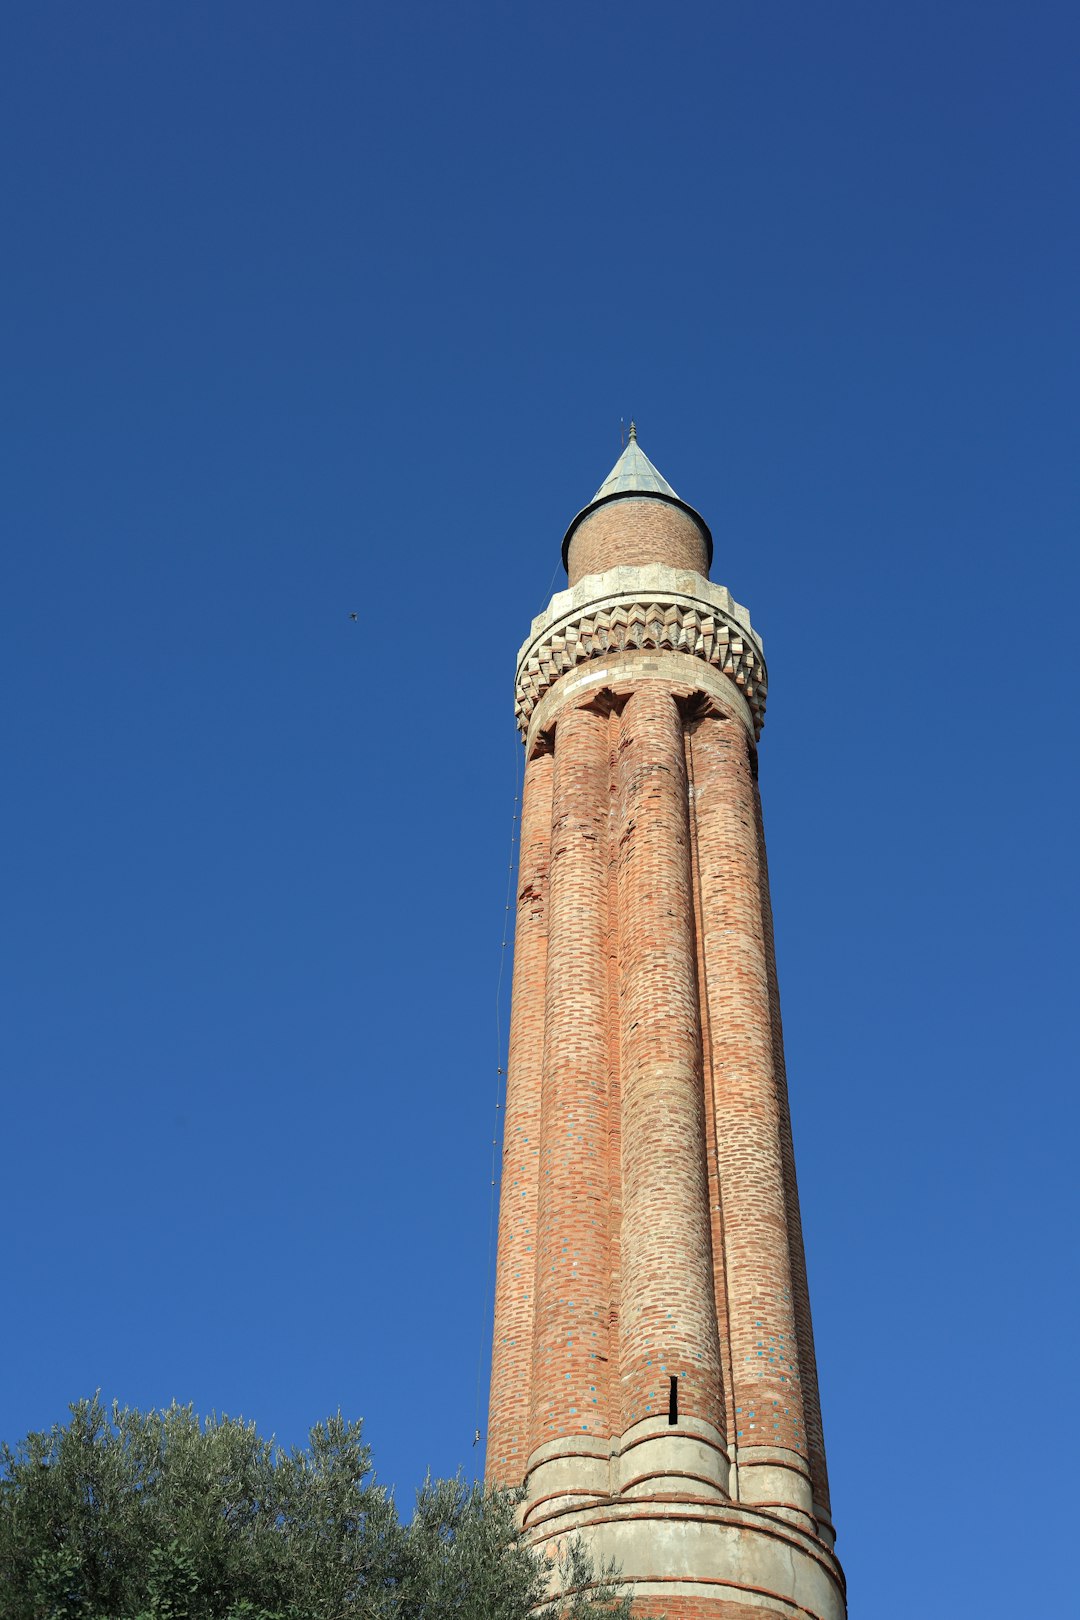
[540,555,563,608]
[474,723,524,1448]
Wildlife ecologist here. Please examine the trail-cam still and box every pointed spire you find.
[591,430,680,504]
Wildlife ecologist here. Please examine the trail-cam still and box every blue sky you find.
[2,3,1077,1614]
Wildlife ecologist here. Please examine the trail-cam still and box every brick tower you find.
[486,428,846,1620]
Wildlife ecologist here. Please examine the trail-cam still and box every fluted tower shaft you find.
[487,430,844,1620]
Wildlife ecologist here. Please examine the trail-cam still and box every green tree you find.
[0,1398,637,1620]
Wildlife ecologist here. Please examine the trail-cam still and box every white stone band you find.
[515,564,767,738]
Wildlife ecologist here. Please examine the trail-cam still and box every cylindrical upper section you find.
[566,496,711,585]
[560,425,714,583]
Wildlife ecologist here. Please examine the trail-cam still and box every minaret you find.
[487,428,846,1620]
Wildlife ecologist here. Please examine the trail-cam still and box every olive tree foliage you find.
[0,1399,637,1620]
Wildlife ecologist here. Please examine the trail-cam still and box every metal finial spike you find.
[628,420,637,442]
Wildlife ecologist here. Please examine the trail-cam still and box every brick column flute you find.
[616,686,728,1499]
[527,703,613,1510]
[487,746,553,1487]
[753,786,834,1542]
[688,712,813,1525]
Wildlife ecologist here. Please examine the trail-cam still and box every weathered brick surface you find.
[616,687,725,1438]
[603,704,625,1435]
[686,715,808,1494]
[529,704,613,1456]
[487,749,553,1486]
[685,724,738,1462]
[568,498,709,584]
[753,788,832,1527]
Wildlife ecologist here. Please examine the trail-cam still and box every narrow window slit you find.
[668,1375,678,1425]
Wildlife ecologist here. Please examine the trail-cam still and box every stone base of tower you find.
[626,1602,826,1620]
[528,1499,845,1620]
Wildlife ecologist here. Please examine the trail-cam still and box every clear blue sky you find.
[2,3,1077,1614]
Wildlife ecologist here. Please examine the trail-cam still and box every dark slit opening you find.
[668,1375,678,1425]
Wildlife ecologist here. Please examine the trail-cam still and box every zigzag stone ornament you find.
[515,563,767,741]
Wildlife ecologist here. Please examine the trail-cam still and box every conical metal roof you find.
[561,422,713,570]
[590,423,680,502]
